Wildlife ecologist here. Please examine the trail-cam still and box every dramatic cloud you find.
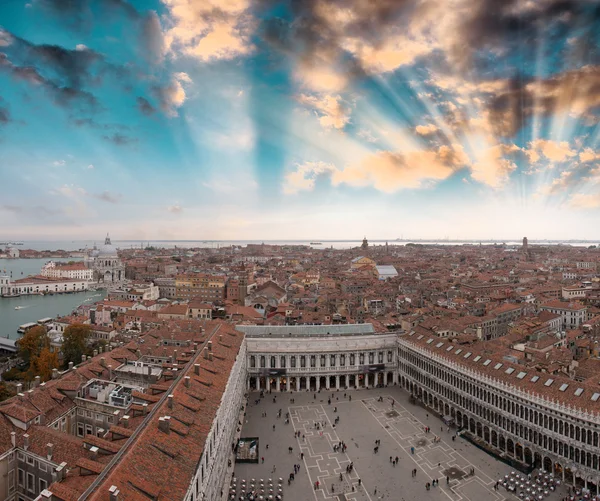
[141,11,165,62]
[162,0,253,61]
[526,139,576,164]
[284,144,468,194]
[569,193,600,209]
[469,143,520,188]
[297,93,350,129]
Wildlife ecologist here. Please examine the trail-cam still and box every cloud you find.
[469,143,520,188]
[284,144,468,194]
[141,11,165,62]
[153,72,191,117]
[357,129,378,143]
[162,0,253,62]
[53,184,121,204]
[297,93,350,129]
[102,133,138,146]
[283,161,336,194]
[526,139,576,164]
[92,191,121,203]
[75,44,88,51]
[52,159,66,166]
[580,148,600,163]
[569,193,600,209]
[415,124,438,136]
[0,102,10,125]
[136,96,156,116]
[87,164,94,169]
[167,204,183,213]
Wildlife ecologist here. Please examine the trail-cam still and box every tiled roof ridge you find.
[77,323,224,501]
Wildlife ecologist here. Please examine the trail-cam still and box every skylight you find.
[592,393,600,402]
[483,359,491,366]
[531,376,540,383]
[516,371,527,379]
[464,352,472,359]
[494,363,503,370]
[455,349,462,355]
[505,368,515,375]
[473,355,481,362]
[417,335,424,340]
[574,388,584,397]
[446,346,453,352]
[544,379,554,387]
[559,383,569,392]
[436,342,444,348]
[427,338,434,344]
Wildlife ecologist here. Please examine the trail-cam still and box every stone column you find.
[336,375,340,390]
[296,378,301,391]
[316,377,320,391]
[364,374,369,389]
[276,378,281,392]
[326,376,330,390]
[286,378,290,391]
[355,376,360,390]
[393,371,398,384]
[256,377,260,390]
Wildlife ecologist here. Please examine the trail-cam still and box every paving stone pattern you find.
[232,387,569,501]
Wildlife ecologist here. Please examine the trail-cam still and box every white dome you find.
[98,234,118,256]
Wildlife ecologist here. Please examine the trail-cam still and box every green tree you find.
[31,348,59,382]
[16,326,49,366]
[62,324,91,368]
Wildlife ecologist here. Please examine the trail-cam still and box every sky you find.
[2,0,600,241]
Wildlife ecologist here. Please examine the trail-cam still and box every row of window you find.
[250,351,393,369]
[14,468,48,495]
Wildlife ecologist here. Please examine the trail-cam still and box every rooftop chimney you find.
[108,364,113,380]
[90,446,99,460]
[184,376,190,388]
[121,415,130,428]
[158,416,171,433]
[81,354,86,363]
[173,349,178,361]
[219,334,223,343]
[68,361,73,371]
[10,431,15,447]
[47,443,54,461]
[52,368,58,379]
[194,364,200,376]
[167,394,174,409]
[16,383,22,393]
[109,485,120,501]
[143,403,148,415]
[100,357,106,367]
[93,349,98,357]
[34,376,41,387]
[208,352,213,361]
[207,341,212,351]
[40,382,46,390]
[23,434,29,451]
[203,348,208,359]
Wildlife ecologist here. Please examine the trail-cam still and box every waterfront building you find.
[87,235,125,283]
[41,261,94,281]
[0,275,89,296]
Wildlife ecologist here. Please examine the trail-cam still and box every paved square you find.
[229,387,570,501]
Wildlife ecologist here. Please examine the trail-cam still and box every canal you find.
[0,259,106,340]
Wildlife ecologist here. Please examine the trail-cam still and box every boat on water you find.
[310,242,322,245]
[14,306,24,310]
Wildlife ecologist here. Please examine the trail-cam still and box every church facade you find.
[87,234,125,283]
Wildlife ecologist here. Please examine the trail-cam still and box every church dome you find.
[98,234,118,256]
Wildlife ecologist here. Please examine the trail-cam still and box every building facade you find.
[239,324,398,392]
[398,333,600,490]
[87,235,125,283]
[40,262,93,281]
